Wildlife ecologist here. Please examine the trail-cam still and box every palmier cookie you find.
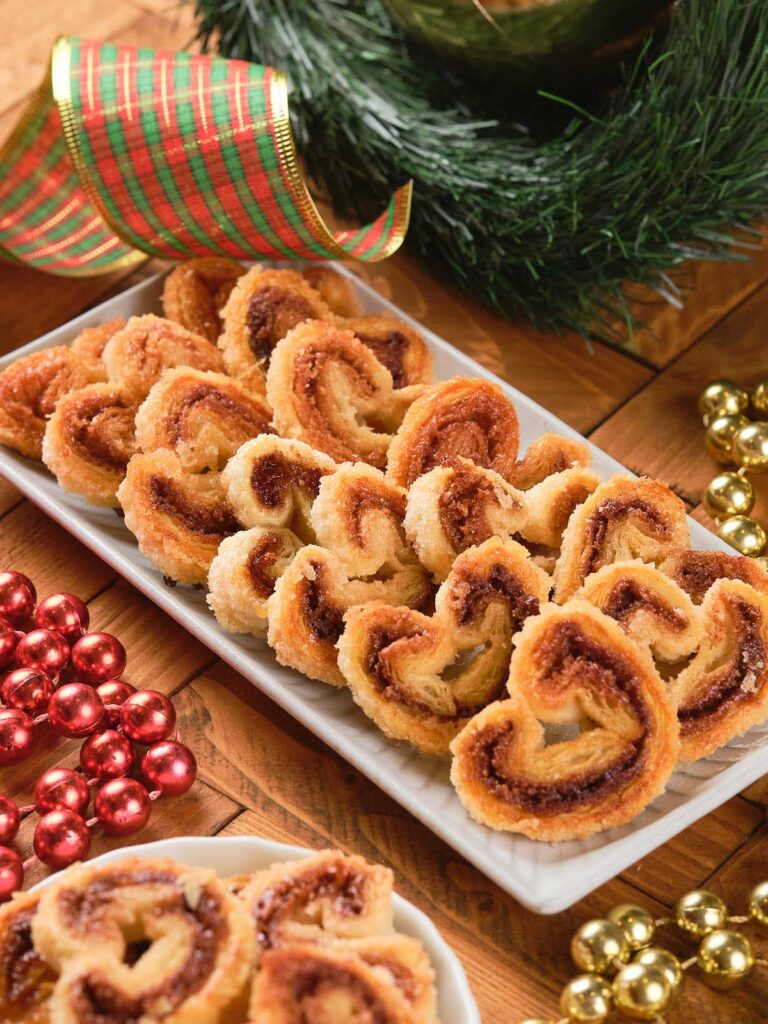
[660,547,768,604]
[386,377,520,488]
[41,383,139,507]
[552,474,690,603]
[118,449,238,585]
[69,318,126,379]
[135,367,272,472]
[337,935,439,1024]
[0,890,55,1023]
[161,256,246,340]
[219,267,333,391]
[102,314,223,399]
[343,314,433,387]
[508,432,591,489]
[338,537,549,755]
[450,601,680,841]
[33,857,255,1024]
[301,265,362,318]
[521,464,601,550]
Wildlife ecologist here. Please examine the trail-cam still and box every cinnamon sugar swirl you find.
[339,935,438,1024]
[344,315,433,388]
[521,465,601,549]
[508,433,591,489]
[162,256,246,340]
[69,318,125,379]
[301,266,362,318]
[0,891,54,1024]
[660,548,768,604]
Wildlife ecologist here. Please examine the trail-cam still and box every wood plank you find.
[0,476,21,517]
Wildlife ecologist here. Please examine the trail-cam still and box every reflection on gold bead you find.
[571,919,629,974]
[674,889,727,938]
[703,471,755,520]
[733,421,768,472]
[698,380,749,421]
[633,947,682,990]
[717,515,767,557]
[752,379,768,419]
[612,963,673,1021]
[606,904,655,951]
[705,413,749,464]
[559,974,613,1023]
[748,880,768,928]
[697,930,754,990]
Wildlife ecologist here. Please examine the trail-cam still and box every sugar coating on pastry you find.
[0,890,55,1024]
[162,256,246,340]
[508,432,591,490]
[660,547,768,604]
[41,382,139,507]
[207,526,302,635]
[69,318,125,379]
[102,314,223,399]
[219,267,333,392]
[338,935,439,1024]
[386,377,520,488]
[301,265,363,318]
[343,314,433,387]
[521,465,601,549]
[135,367,272,472]
[450,600,680,841]
[118,448,238,585]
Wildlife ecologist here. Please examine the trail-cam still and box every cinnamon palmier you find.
[338,537,550,755]
[219,268,333,391]
[118,449,238,585]
[339,935,438,1024]
[33,857,255,1024]
[301,265,362,318]
[577,561,704,663]
[660,548,768,604]
[450,601,680,841]
[0,891,55,1024]
[386,377,520,488]
[521,466,601,549]
[508,432,591,489]
[69,318,125,379]
[552,475,690,603]
[344,315,433,388]
[135,367,272,472]
[162,257,246,340]
[207,527,303,635]
[102,314,223,399]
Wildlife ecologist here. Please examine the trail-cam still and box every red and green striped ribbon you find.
[0,37,412,277]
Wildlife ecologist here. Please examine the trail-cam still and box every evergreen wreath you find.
[193,0,768,340]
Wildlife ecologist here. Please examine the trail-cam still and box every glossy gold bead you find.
[748,880,768,927]
[697,929,754,989]
[732,421,768,472]
[633,947,682,990]
[674,889,728,938]
[559,974,613,1023]
[612,963,673,1020]
[705,413,749,464]
[703,471,755,520]
[698,380,749,421]
[717,515,767,557]
[751,379,768,418]
[571,918,630,974]
[606,903,655,951]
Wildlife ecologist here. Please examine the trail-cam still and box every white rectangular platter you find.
[1,267,766,915]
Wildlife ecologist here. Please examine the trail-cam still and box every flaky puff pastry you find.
[338,936,438,1024]
[387,377,520,488]
[343,315,433,388]
[0,890,55,1024]
[301,265,362,318]
[102,314,223,399]
[135,367,272,472]
[660,548,768,604]
[41,383,139,507]
[521,465,601,549]
[33,857,256,1024]
[69,318,125,378]
[552,474,690,603]
[162,256,246,340]
[450,601,680,841]
[118,449,238,585]
[508,432,591,489]
[338,537,549,755]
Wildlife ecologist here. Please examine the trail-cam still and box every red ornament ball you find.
[95,778,151,837]
[71,632,126,685]
[15,628,70,677]
[96,679,136,727]
[34,809,91,868]
[80,729,133,780]
[34,592,89,643]
[0,708,36,765]
[141,740,197,796]
[0,618,19,670]
[121,691,176,745]
[34,767,90,816]
[0,572,36,626]
[0,796,20,845]
[0,846,23,902]
[1,667,54,716]
[47,683,105,738]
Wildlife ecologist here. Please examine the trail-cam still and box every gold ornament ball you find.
[633,947,682,990]
[674,889,728,938]
[717,515,767,557]
[697,929,755,990]
[612,963,673,1021]
[705,413,749,464]
[703,471,755,520]
[698,380,749,421]
[571,918,630,974]
[751,379,768,419]
[748,880,768,927]
[559,974,613,1023]
[606,903,655,951]
[732,421,768,472]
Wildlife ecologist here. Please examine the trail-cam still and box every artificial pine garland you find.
[194,0,768,340]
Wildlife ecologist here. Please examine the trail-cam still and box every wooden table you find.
[2,4,768,1021]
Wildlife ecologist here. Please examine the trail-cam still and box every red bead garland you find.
[80,729,134,780]
[71,632,127,684]
[33,592,89,641]
[34,809,91,868]
[0,573,36,625]
[15,629,70,677]
[95,778,152,837]
[34,768,90,816]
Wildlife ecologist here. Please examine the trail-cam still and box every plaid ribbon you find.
[0,37,412,276]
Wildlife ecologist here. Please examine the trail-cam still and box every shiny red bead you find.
[95,778,151,837]
[0,796,19,845]
[34,767,90,816]
[80,729,134,780]
[1,667,54,716]
[47,683,105,738]
[0,708,36,765]
[70,632,127,685]
[96,679,136,727]
[0,846,23,901]
[0,618,18,671]
[0,572,36,626]
[141,740,197,796]
[121,691,176,745]
[34,809,91,868]
[33,592,89,643]
[15,629,70,677]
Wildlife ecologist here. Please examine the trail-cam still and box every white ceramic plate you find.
[31,834,480,1024]
[2,268,767,915]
